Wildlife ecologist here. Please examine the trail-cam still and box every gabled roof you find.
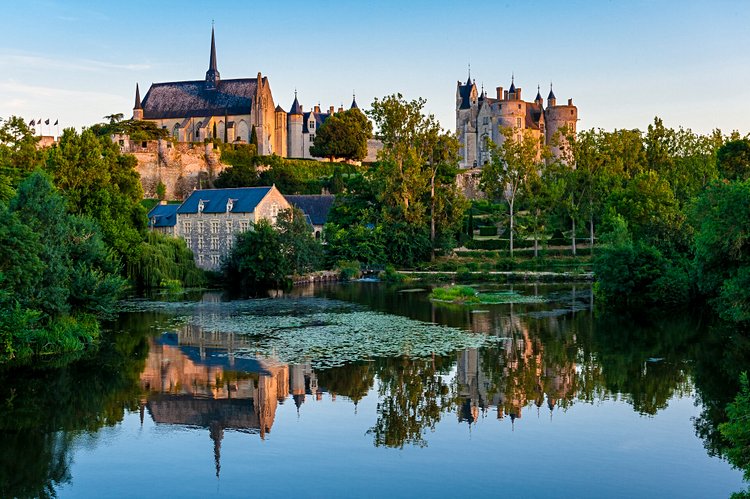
[147,203,179,228]
[275,104,285,113]
[141,78,258,120]
[302,111,330,133]
[177,187,273,214]
[285,195,335,226]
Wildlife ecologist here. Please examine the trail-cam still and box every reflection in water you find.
[0,283,747,497]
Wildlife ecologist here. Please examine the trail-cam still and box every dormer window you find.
[198,199,206,213]
[309,121,315,129]
[226,198,234,213]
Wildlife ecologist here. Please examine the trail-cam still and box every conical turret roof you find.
[289,92,302,115]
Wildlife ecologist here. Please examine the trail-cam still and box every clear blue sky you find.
[2,0,749,135]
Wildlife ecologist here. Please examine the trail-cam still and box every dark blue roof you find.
[285,195,335,225]
[148,203,179,228]
[458,82,474,110]
[177,187,273,214]
[302,111,330,133]
[289,95,302,115]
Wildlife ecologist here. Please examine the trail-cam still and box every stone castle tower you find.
[456,72,578,168]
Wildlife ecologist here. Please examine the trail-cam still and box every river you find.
[0,281,745,498]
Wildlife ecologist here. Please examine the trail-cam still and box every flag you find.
[54,119,58,126]
[29,119,36,126]
[45,119,49,125]
[37,119,41,125]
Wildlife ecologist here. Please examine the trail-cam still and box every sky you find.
[1,0,749,135]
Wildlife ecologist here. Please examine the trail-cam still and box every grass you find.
[429,285,547,305]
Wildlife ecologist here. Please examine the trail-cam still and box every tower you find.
[287,92,303,158]
[132,83,143,120]
[205,26,220,90]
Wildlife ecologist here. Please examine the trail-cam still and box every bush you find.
[381,265,408,283]
[337,260,362,280]
[455,267,473,282]
[478,226,498,236]
[430,285,478,303]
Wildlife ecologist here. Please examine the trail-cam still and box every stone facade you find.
[456,74,578,168]
[176,186,291,270]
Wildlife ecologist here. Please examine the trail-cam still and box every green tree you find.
[720,373,750,498]
[250,125,258,147]
[45,128,148,267]
[276,208,324,274]
[309,108,372,162]
[0,116,43,188]
[481,127,543,256]
[693,179,750,322]
[221,220,290,293]
[717,139,750,181]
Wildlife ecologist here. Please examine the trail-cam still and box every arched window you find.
[315,230,321,240]
[173,123,180,141]
[237,120,249,142]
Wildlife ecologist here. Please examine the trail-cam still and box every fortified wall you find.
[114,135,228,200]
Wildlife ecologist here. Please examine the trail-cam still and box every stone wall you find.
[120,138,228,200]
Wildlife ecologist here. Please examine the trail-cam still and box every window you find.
[227,236,233,248]
[211,220,219,234]
[309,121,315,129]
[198,200,205,213]
[240,221,249,232]
[482,117,489,125]
[270,203,279,218]
[309,134,315,142]
[516,117,522,128]
[183,221,192,233]
[198,254,203,264]
[197,221,204,233]
[141,141,147,148]
[210,237,219,250]
[118,139,124,146]
[226,220,233,232]
[211,255,220,265]
[517,104,521,110]
[197,237,204,250]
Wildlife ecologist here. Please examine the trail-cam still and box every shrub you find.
[337,260,362,280]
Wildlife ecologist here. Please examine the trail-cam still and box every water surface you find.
[0,282,746,498]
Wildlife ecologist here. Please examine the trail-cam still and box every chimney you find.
[504,90,509,100]
[496,86,503,100]
[338,105,344,113]
[568,98,573,105]
[516,88,521,100]
[329,105,335,115]
[314,104,321,113]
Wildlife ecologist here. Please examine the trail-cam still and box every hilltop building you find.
[133,27,361,160]
[456,73,578,168]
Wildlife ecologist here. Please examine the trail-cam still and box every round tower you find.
[544,84,578,162]
[287,92,303,158]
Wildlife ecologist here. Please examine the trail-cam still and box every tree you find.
[719,372,750,497]
[275,208,324,275]
[250,125,258,147]
[366,94,467,260]
[0,116,43,187]
[693,179,750,322]
[717,139,750,181]
[309,108,372,162]
[482,127,543,256]
[45,128,148,267]
[221,220,290,293]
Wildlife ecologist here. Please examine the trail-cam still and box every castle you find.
[132,27,359,159]
[455,73,578,168]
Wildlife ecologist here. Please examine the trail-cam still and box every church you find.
[132,27,359,159]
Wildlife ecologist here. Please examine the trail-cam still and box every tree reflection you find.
[0,326,149,498]
[368,356,455,448]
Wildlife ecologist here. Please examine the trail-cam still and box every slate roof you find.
[285,195,335,226]
[525,102,544,130]
[177,187,273,214]
[302,111,330,133]
[141,78,260,120]
[147,203,179,228]
[458,81,474,110]
[289,95,302,115]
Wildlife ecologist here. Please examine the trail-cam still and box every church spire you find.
[205,24,220,90]
[133,83,143,120]
[134,83,142,110]
[350,91,359,110]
